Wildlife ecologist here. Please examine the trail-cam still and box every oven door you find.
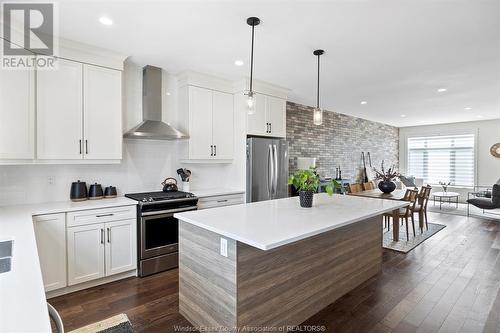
[140,207,196,260]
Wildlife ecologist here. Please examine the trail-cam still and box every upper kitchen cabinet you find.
[37,59,122,161]
[234,79,289,138]
[0,38,126,164]
[83,65,122,160]
[178,72,234,162]
[0,51,35,159]
[37,58,84,159]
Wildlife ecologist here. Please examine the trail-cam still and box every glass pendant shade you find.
[246,94,255,115]
[313,107,323,125]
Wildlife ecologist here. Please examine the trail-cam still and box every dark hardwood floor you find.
[49,212,500,333]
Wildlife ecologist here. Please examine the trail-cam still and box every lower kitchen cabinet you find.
[33,213,67,292]
[105,219,137,276]
[67,218,136,286]
[197,193,245,209]
[67,223,106,286]
[34,205,137,293]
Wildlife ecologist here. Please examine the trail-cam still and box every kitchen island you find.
[174,193,408,331]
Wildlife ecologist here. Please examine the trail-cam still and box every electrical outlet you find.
[47,176,55,185]
[220,238,228,257]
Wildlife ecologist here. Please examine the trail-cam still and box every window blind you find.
[407,134,475,187]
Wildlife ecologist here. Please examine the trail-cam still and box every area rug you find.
[68,314,134,333]
[383,222,446,253]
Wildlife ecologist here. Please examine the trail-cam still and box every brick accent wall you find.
[286,101,399,182]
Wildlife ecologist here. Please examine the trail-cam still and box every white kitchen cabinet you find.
[67,223,105,286]
[211,91,234,160]
[37,58,83,159]
[67,206,136,286]
[247,94,286,138]
[0,59,35,159]
[180,85,234,161]
[266,95,287,138]
[84,65,122,159]
[33,213,67,292]
[37,59,122,161]
[188,86,213,159]
[105,219,136,276]
[246,94,267,136]
[197,193,245,210]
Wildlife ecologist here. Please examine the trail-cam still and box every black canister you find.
[104,186,117,198]
[70,180,88,201]
[88,183,104,200]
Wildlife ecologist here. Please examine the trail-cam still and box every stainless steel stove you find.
[125,191,198,277]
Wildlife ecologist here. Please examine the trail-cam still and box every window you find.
[407,134,475,187]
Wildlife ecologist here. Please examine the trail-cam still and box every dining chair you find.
[383,189,418,240]
[412,185,432,232]
[363,181,375,190]
[348,183,363,193]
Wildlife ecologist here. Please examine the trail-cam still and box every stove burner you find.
[125,191,195,203]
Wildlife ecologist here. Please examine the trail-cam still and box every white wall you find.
[0,60,246,206]
[399,119,500,200]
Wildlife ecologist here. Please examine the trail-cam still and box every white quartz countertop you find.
[190,188,245,198]
[175,193,408,251]
[0,197,137,333]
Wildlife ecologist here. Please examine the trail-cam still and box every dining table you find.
[349,189,409,241]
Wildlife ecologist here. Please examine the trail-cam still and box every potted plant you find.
[288,167,341,208]
[373,161,400,194]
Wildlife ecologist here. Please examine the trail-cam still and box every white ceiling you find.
[41,0,500,126]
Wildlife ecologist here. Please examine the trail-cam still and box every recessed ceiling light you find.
[234,60,244,66]
[360,101,367,105]
[99,16,113,25]
[437,88,447,93]
[476,115,484,118]
[166,92,171,96]
[400,114,407,118]
[464,107,472,111]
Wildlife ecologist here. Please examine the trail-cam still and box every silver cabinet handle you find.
[107,228,110,243]
[96,213,114,218]
[210,145,213,156]
[79,140,82,154]
[100,229,104,244]
[214,145,216,156]
[269,123,272,133]
[85,140,88,154]
[217,199,228,203]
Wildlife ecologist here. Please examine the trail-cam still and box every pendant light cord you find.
[316,53,320,109]
[250,24,255,94]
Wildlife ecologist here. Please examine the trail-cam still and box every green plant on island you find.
[288,167,342,195]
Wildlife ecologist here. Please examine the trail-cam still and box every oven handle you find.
[140,206,197,217]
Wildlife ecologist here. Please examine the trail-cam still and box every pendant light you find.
[313,49,325,125]
[246,17,260,115]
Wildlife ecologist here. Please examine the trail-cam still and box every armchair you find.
[467,181,500,216]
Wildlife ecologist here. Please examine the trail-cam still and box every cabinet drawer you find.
[197,193,244,210]
[67,205,136,227]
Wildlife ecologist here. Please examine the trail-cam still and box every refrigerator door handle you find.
[273,144,278,198]
[267,144,273,199]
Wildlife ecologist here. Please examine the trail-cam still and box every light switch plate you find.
[220,238,228,257]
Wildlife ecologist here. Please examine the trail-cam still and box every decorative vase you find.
[378,180,396,194]
[299,191,314,208]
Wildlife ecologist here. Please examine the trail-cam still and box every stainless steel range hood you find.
[124,65,188,140]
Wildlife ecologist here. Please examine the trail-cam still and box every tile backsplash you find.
[286,102,399,182]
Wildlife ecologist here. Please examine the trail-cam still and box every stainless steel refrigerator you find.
[246,137,289,202]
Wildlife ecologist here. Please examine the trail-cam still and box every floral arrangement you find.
[439,181,451,192]
[372,160,399,182]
